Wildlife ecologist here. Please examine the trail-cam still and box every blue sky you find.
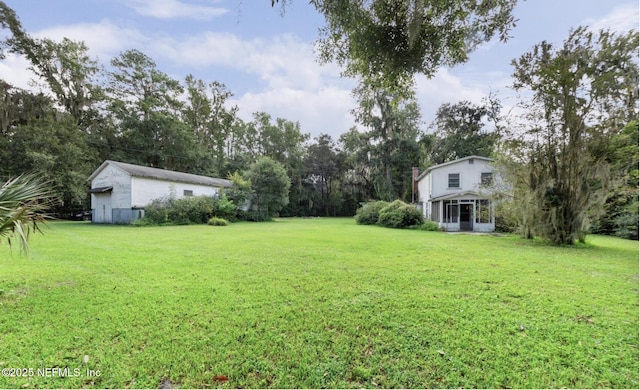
[1,0,638,139]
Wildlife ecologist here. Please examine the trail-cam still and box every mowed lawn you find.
[0,219,637,389]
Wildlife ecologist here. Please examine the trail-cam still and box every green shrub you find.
[354,201,389,225]
[142,198,170,225]
[212,195,237,221]
[420,220,440,231]
[614,200,639,240]
[494,201,518,233]
[377,200,424,229]
[166,196,214,224]
[207,217,229,226]
[138,195,237,225]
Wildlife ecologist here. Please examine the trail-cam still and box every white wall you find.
[131,177,221,207]
[90,164,132,210]
[424,158,494,200]
[430,158,493,199]
[92,193,112,223]
[418,174,431,218]
[416,158,497,223]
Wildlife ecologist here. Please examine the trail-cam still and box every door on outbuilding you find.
[93,193,112,223]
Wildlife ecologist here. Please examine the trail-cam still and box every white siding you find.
[417,175,430,218]
[90,164,132,210]
[416,157,497,232]
[92,193,112,223]
[428,158,494,200]
[89,161,230,223]
[131,177,221,207]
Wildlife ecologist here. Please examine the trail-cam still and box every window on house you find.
[448,173,460,188]
[431,201,440,222]
[183,190,193,197]
[481,172,493,186]
[443,200,459,223]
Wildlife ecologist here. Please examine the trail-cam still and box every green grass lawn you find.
[0,218,638,388]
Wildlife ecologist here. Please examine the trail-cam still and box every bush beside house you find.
[355,200,425,229]
[378,200,424,228]
[355,200,390,225]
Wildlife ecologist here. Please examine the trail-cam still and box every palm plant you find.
[0,174,55,253]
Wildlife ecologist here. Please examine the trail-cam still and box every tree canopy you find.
[504,27,639,244]
[426,100,502,164]
[274,0,518,91]
[245,157,291,217]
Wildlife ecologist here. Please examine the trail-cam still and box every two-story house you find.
[415,156,496,232]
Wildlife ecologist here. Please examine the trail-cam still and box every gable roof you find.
[88,160,233,188]
[416,155,493,181]
[430,190,484,202]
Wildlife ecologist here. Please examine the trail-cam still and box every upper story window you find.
[183,189,193,197]
[448,173,460,188]
[481,172,493,186]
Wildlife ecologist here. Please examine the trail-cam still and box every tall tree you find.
[0,3,102,128]
[107,49,183,122]
[352,81,422,200]
[0,82,94,216]
[506,27,638,245]
[306,133,345,216]
[274,0,517,92]
[339,126,375,203]
[183,75,238,176]
[250,113,309,216]
[245,157,291,217]
[24,38,102,128]
[427,100,502,164]
[591,120,639,239]
[8,113,96,214]
[0,2,103,209]
[106,49,203,171]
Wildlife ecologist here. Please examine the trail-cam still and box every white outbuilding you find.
[87,160,232,224]
[415,156,498,232]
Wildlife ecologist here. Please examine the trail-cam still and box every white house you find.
[87,160,232,224]
[416,156,497,232]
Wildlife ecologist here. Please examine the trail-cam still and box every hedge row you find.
[138,195,236,226]
[355,200,424,229]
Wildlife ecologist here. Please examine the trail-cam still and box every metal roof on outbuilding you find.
[88,160,233,188]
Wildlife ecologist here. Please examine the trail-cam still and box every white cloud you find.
[153,32,343,90]
[586,3,639,32]
[151,31,357,138]
[0,20,152,97]
[124,0,229,20]
[34,20,148,61]
[152,31,247,67]
[415,67,521,128]
[0,53,36,90]
[415,69,488,127]
[0,16,356,139]
[232,85,355,139]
